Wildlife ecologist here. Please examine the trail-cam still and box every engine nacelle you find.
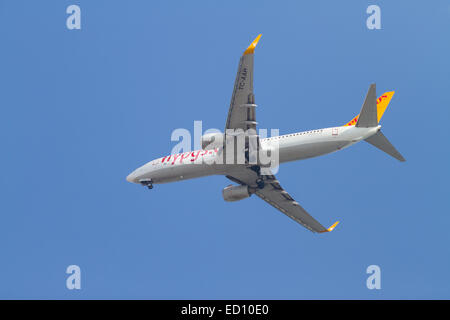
[201,132,224,150]
[222,185,251,202]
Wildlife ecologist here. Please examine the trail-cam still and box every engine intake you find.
[222,185,251,202]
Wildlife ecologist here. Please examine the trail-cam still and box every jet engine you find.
[222,185,251,202]
[201,132,224,150]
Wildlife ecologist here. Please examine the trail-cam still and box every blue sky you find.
[0,0,449,299]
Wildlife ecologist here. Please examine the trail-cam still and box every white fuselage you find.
[126,125,380,184]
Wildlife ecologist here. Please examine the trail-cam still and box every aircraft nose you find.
[126,171,138,183]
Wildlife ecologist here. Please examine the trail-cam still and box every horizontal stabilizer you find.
[365,131,406,162]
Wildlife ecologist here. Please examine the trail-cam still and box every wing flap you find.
[226,169,339,233]
[255,185,334,233]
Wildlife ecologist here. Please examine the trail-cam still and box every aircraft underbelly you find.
[279,140,349,163]
[151,162,219,184]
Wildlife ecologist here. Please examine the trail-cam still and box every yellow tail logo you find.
[343,91,395,126]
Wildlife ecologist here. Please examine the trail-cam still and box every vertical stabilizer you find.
[356,84,378,128]
[343,91,395,127]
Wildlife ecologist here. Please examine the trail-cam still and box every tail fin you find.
[343,84,404,161]
[343,88,395,127]
[356,83,378,127]
[365,131,406,162]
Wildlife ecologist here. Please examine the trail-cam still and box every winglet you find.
[243,34,262,55]
[319,221,340,233]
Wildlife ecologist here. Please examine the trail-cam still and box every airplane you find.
[126,34,405,233]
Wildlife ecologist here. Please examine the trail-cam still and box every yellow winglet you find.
[243,34,262,55]
[319,221,340,233]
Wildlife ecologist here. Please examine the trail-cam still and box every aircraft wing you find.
[226,169,339,233]
[225,35,261,132]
